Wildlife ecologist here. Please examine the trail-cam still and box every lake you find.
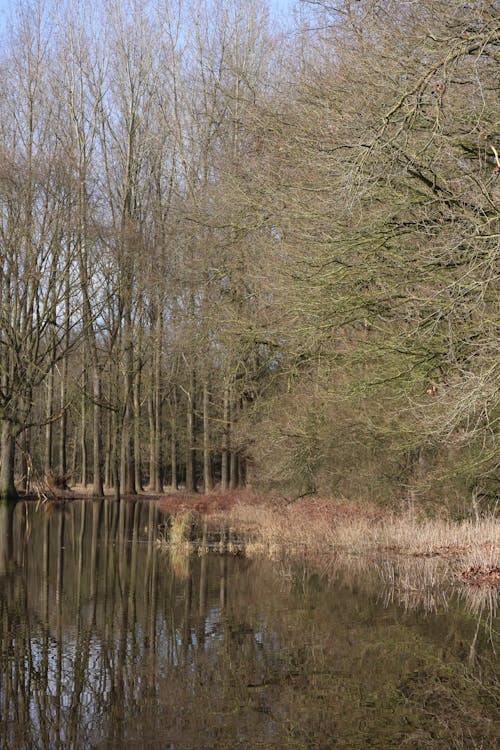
[0,499,498,749]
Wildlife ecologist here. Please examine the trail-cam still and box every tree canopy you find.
[0,0,498,511]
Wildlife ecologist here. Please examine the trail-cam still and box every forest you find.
[0,0,498,510]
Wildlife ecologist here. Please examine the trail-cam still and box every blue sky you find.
[269,0,296,18]
[0,0,297,31]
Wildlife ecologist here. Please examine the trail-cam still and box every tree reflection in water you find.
[0,499,498,749]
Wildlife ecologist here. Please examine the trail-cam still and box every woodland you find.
[0,0,498,510]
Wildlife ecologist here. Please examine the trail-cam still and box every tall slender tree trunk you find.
[81,367,88,487]
[70,432,78,486]
[122,398,136,495]
[238,452,246,488]
[148,393,155,488]
[120,417,127,491]
[59,243,71,480]
[170,389,178,492]
[170,430,177,492]
[44,360,54,478]
[122,306,136,496]
[229,398,239,490]
[221,387,230,491]
[105,400,113,488]
[78,239,104,496]
[230,449,238,490]
[153,315,162,492]
[113,406,121,502]
[185,369,195,492]
[92,369,104,496]
[21,424,31,495]
[203,382,212,494]
[20,390,32,494]
[148,336,162,492]
[59,359,68,479]
[133,368,143,492]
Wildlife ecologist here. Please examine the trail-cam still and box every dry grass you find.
[328,514,499,556]
[221,498,497,553]
[169,512,194,546]
[154,490,499,586]
[208,495,499,586]
[156,511,195,547]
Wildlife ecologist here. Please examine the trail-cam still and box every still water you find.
[0,499,498,749]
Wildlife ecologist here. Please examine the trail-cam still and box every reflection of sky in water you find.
[204,606,223,638]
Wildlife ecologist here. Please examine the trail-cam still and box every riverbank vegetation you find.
[155,490,500,585]
[0,0,498,513]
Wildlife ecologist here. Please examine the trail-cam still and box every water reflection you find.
[0,500,498,749]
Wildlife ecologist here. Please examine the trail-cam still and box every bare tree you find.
[0,3,80,499]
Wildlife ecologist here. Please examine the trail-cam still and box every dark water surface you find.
[0,499,498,749]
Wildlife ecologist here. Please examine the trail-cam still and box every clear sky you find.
[269,0,296,18]
[0,0,298,31]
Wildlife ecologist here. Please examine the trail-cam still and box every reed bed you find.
[211,497,499,586]
[222,501,497,553]
[156,491,499,586]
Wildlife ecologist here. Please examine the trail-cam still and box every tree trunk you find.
[148,393,155,489]
[44,361,54,478]
[59,242,71,480]
[170,431,177,491]
[148,353,162,492]
[238,452,246,488]
[105,403,112,488]
[81,370,88,487]
[185,369,195,493]
[112,407,121,502]
[70,432,78,486]
[229,398,238,490]
[21,426,31,495]
[221,387,229,491]
[153,318,162,492]
[92,369,104,496]
[122,406,136,495]
[170,389,178,492]
[230,449,238,491]
[133,371,143,491]
[203,382,212,494]
[59,361,68,479]
[20,390,32,494]
[122,307,136,496]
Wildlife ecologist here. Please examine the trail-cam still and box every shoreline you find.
[12,486,500,586]
[154,490,500,588]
